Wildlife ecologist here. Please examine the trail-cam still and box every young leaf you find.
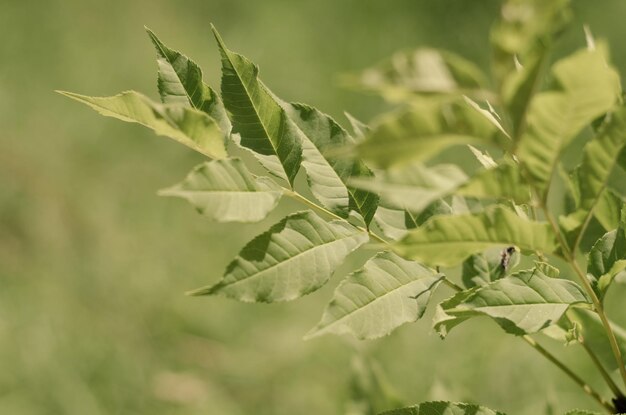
[284,103,379,224]
[58,90,227,159]
[212,26,302,186]
[305,251,442,340]
[435,269,589,336]
[145,28,231,132]
[189,210,368,302]
[587,206,626,300]
[379,401,505,415]
[356,99,503,168]
[517,48,620,197]
[158,158,282,222]
[394,206,557,267]
[569,308,626,371]
[354,48,489,102]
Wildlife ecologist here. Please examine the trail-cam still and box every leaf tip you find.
[185,285,214,296]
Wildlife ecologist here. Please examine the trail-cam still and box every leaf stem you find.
[542,207,626,390]
[282,188,387,245]
[522,335,615,413]
[581,339,625,399]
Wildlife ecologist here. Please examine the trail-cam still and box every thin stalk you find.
[443,275,614,411]
[581,340,625,399]
[282,188,387,245]
[542,208,626,389]
[522,335,615,413]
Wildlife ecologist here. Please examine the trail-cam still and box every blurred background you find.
[2,1,626,414]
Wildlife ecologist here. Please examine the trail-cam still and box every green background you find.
[2,1,626,414]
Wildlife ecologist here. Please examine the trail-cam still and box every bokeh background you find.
[2,1,626,414]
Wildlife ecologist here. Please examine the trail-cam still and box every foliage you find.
[61,0,626,413]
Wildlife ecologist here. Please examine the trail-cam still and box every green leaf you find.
[212,26,302,186]
[189,210,368,302]
[491,0,571,136]
[517,48,620,196]
[435,269,589,336]
[145,27,231,133]
[58,90,227,159]
[284,103,378,224]
[587,206,626,300]
[456,160,531,204]
[306,251,442,340]
[379,401,505,415]
[569,308,626,371]
[351,164,467,215]
[354,48,489,102]
[345,112,370,140]
[356,99,503,168]
[561,108,626,241]
[158,158,282,222]
[394,206,557,267]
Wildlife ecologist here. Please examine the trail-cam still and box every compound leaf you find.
[58,90,227,159]
[306,251,442,340]
[189,210,368,302]
[158,158,282,222]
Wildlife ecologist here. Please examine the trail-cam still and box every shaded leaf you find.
[159,158,282,222]
[189,210,368,302]
[379,401,505,415]
[588,206,626,300]
[306,251,441,340]
[146,27,231,132]
[395,206,557,267]
[354,48,489,102]
[517,48,620,197]
[58,90,226,159]
[435,269,589,336]
[356,99,503,168]
[212,26,302,185]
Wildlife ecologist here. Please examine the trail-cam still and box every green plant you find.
[59,0,626,413]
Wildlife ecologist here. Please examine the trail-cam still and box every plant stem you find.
[581,340,625,399]
[282,188,387,245]
[522,335,615,413]
[541,207,626,390]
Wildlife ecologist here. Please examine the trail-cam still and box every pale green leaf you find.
[379,401,505,415]
[436,269,589,336]
[517,48,620,196]
[189,210,368,302]
[212,26,302,186]
[351,164,467,214]
[569,308,626,371]
[158,158,282,222]
[345,112,370,141]
[284,103,378,224]
[374,201,452,241]
[306,251,441,340]
[395,206,557,267]
[356,99,502,168]
[354,48,489,102]
[58,90,227,159]
[145,27,231,133]
[456,160,531,204]
[467,145,497,168]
